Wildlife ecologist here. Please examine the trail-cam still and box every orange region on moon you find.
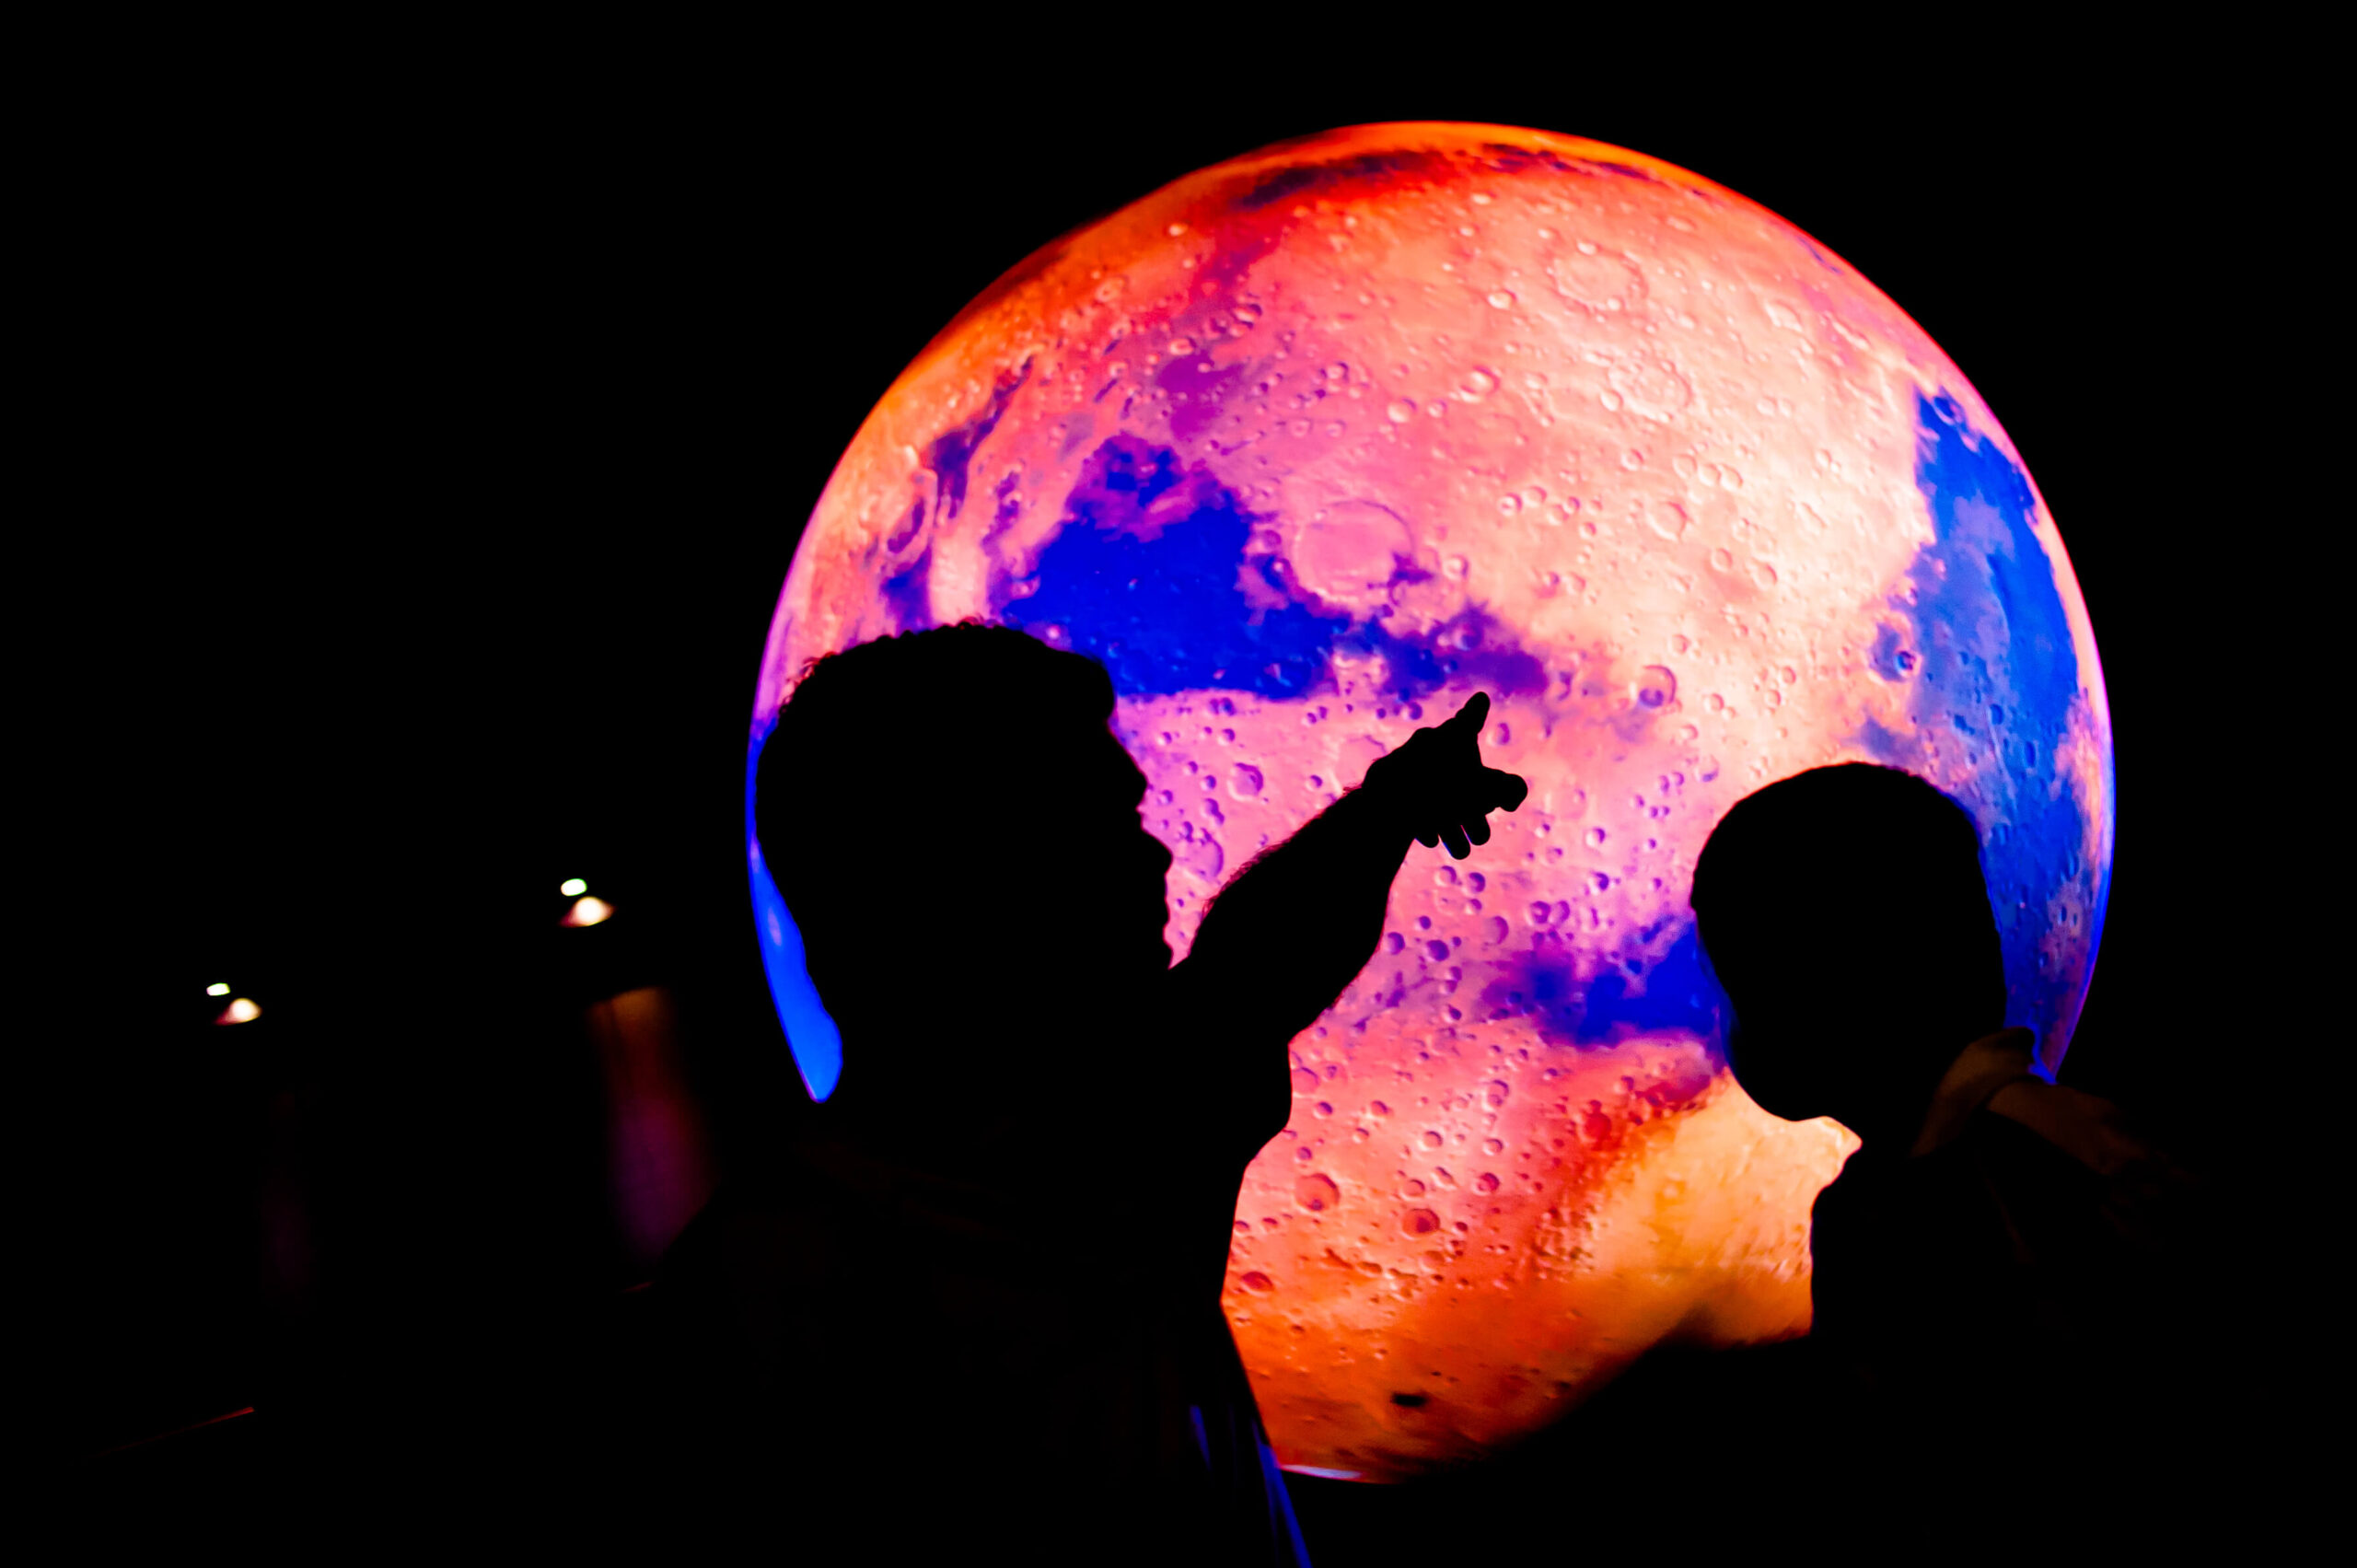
[758,122,2111,1480]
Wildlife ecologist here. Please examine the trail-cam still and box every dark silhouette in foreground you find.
[1689,763,2207,1501]
[632,624,1524,1560]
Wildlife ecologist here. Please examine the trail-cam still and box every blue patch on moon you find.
[1468,923,1732,1055]
[1006,436,1345,696]
[1009,437,1549,705]
[1863,389,2097,1048]
[745,720,844,1101]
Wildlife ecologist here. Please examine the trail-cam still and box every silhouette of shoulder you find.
[1810,1030,2199,1423]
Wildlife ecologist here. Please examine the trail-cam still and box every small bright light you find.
[205,982,230,997]
[563,895,614,928]
[216,997,261,1025]
[560,877,588,897]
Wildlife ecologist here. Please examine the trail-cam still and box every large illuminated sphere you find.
[749,124,2112,1480]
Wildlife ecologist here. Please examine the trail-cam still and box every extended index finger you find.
[1445,691,1491,736]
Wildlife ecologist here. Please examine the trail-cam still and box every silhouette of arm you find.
[1171,693,1527,1071]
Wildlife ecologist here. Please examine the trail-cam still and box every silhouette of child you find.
[1689,763,2200,1500]
[639,624,1525,1562]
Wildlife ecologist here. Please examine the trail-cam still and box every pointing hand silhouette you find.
[1363,692,1530,859]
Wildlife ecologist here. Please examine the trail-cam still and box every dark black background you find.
[54,36,2307,1544]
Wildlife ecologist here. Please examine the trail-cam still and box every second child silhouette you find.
[635,624,1525,1562]
[1689,763,2203,1509]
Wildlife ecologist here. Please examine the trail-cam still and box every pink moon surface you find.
[751,123,2112,1480]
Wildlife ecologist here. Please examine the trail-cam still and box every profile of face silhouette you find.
[755,623,1175,1138]
[1690,763,2005,1140]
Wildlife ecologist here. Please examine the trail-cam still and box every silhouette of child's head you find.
[755,623,1174,1136]
[1690,763,2003,1137]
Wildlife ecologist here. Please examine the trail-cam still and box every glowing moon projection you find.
[749,123,2112,1481]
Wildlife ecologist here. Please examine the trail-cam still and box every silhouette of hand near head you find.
[1363,692,1530,857]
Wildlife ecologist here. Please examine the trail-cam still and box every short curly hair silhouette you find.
[1690,763,2005,1132]
[753,622,1175,1132]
